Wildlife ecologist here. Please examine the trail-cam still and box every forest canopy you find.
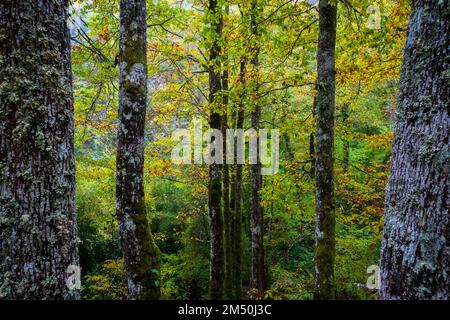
[72,0,405,299]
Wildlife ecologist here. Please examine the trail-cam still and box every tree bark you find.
[249,1,266,297]
[380,0,449,300]
[229,58,247,300]
[116,0,160,300]
[310,132,316,177]
[0,0,79,299]
[314,0,337,300]
[207,0,224,300]
[341,104,350,173]
[222,63,233,299]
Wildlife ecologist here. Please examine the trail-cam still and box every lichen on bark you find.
[116,0,161,300]
[380,0,449,300]
[249,0,267,298]
[314,0,337,300]
[206,0,225,300]
[0,0,79,300]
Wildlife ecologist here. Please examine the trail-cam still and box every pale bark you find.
[116,0,160,300]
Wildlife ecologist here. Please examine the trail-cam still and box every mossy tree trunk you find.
[229,58,247,300]
[249,0,266,297]
[314,0,337,300]
[207,0,225,300]
[116,0,160,300]
[380,0,449,300]
[0,0,79,299]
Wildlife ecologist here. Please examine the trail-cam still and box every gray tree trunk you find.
[249,1,266,297]
[314,0,337,300]
[380,0,449,300]
[207,0,224,300]
[116,0,160,300]
[0,0,79,299]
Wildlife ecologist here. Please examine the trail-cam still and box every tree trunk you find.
[310,132,316,177]
[116,0,160,300]
[380,0,449,300]
[314,0,337,300]
[207,0,224,300]
[249,1,266,297]
[222,63,233,299]
[230,58,247,300]
[0,0,79,299]
[341,104,350,173]
[222,6,232,298]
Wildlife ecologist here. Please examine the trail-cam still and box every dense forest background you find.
[71,0,406,300]
[0,0,448,300]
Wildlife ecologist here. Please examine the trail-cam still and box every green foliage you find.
[335,234,380,300]
[70,0,410,300]
[83,259,128,300]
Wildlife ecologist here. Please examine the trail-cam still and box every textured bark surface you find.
[0,0,79,299]
[249,1,266,296]
[207,0,224,300]
[310,132,316,177]
[314,0,337,300]
[222,65,233,299]
[116,0,160,300]
[380,0,449,300]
